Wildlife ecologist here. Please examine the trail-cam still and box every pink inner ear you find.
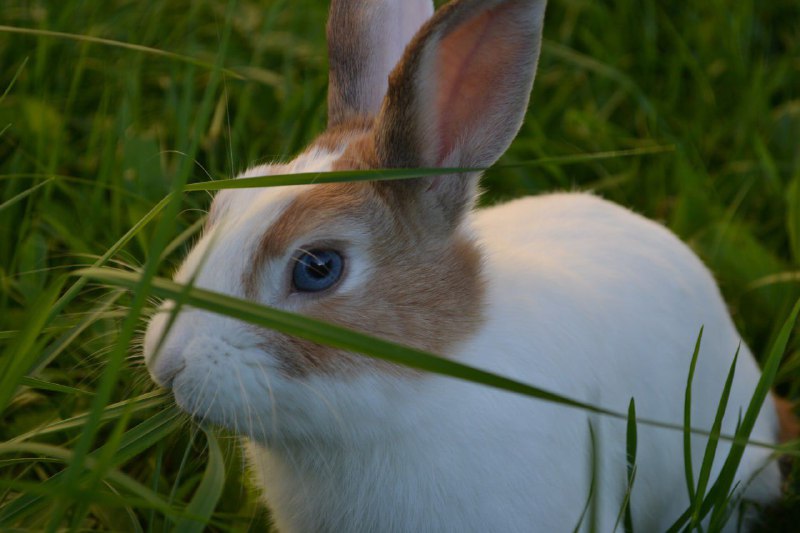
[434,5,528,165]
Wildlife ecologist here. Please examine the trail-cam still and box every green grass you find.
[1,0,799,530]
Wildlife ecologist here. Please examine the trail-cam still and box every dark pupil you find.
[306,256,332,279]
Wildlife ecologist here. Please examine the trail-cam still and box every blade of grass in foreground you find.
[623,399,637,533]
[691,346,739,528]
[701,298,800,524]
[30,291,123,374]
[174,427,225,533]
[77,267,793,451]
[612,399,638,533]
[0,56,28,104]
[573,421,600,533]
[182,145,674,192]
[45,193,173,324]
[667,299,800,532]
[76,267,616,416]
[683,327,704,503]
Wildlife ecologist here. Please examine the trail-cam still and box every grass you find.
[1,0,799,530]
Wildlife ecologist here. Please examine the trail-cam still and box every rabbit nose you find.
[147,347,186,389]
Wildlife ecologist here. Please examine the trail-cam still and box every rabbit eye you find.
[292,249,344,292]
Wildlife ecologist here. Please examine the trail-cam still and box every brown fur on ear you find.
[376,0,546,169]
[327,0,433,127]
[367,0,547,233]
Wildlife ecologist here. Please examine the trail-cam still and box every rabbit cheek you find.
[358,235,486,355]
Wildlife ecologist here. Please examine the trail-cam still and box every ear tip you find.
[374,0,548,170]
[326,0,438,127]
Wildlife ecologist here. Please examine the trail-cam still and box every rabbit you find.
[143,0,784,531]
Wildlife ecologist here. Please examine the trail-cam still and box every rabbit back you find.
[455,191,781,528]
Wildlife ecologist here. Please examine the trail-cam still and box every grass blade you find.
[182,146,674,192]
[9,391,169,443]
[702,298,800,521]
[174,427,225,532]
[0,26,243,80]
[613,398,638,533]
[683,327,704,503]
[45,193,173,324]
[16,376,94,396]
[183,167,480,191]
[690,346,740,527]
[624,399,637,533]
[75,266,797,454]
[573,421,599,533]
[0,277,65,414]
[0,178,53,212]
[76,267,619,417]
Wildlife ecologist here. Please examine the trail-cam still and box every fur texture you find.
[143,0,781,531]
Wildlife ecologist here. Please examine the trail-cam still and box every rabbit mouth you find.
[164,341,283,440]
[170,367,243,432]
[159,360,185,390]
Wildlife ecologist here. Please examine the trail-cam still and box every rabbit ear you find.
[373,0,547,231]
[327,0,434,127]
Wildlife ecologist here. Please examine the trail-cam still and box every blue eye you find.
[292,249,344,292]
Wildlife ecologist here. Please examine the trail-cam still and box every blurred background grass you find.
[1,0,799,530]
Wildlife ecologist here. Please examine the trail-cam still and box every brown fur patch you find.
[375,0,537,169]
[775,396,799,482]
[775,396,799,444]
[242,176,485,378]
[311,116,374,153]
[326,2,375,127]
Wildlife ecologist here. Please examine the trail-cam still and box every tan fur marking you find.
[311,116,374,153]
[330,133,380,172]
[242,166,485,377]
[775,396,799,481]
[326,3,376,127]
[775,396,799,444]
[241,181,371,298]
[378,0,537,168]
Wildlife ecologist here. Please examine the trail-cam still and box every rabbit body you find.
[242,193,779,532]
[143,0,783,530]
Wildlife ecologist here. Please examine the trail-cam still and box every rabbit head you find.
[143,0,547,444]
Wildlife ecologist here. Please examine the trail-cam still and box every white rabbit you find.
[143,0,784,531]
